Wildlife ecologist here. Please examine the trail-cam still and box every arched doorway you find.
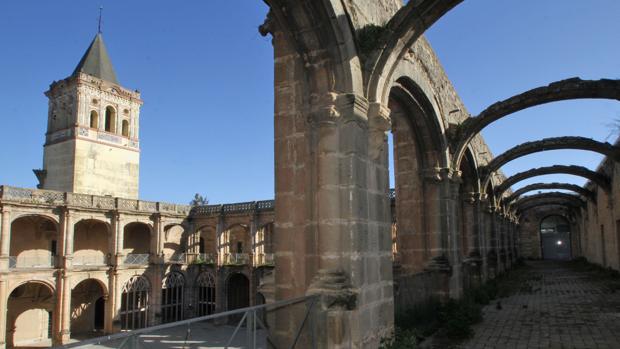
[540,215,571,260]
[7,282,54,348]
[119,276,150,330]
[227,273,249,311]
[70,279,106,338]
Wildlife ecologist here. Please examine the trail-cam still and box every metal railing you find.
[9,255,55,269]
[52,295,319,349]
[195,253,217,264]
[124,254,150,265]
[167,253,186,264]
[223,253,250,266]
[73,254,107,266]
[254,253,275,267]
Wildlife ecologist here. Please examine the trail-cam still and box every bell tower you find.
[35,32,142,199]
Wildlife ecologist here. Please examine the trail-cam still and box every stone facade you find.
[0,186,275,347]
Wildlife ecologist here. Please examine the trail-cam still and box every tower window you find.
[90,110,99,129]
[122,120,129,137]
[104,106,116,133]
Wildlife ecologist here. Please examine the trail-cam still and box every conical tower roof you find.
[72,33,119,84]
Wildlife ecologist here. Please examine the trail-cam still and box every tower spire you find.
[98,6,103,33]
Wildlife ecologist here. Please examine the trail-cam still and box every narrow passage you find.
[459,261,620,349]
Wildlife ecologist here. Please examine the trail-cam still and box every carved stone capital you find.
[308,93,369,128]
[423,167,461,183]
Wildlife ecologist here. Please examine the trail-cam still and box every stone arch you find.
[89,110,98,129]
[515,193,586,214]
[261,0,362,96]
[7,281,55,347]
[480,136,620,191]
[226,272,250,311]
[9,215,58,269]
[163,224,186,261]
[197,225,217,255]
[389,77,448,167]
[123,222,151,255]
[121,119,129,137]
[388,76,448,273]
[453,78,620,169]
[223,223,251,255]
[104,106,116,133]
[517,200,583,214]
[70,279,107,337]
[458,147,481,259]
[254,222,274,266]
[504,183,595,206]
[496,165,611,198]
[73,219,110,267]
[365,0,463,104]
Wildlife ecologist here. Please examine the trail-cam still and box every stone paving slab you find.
[458,261,620,349]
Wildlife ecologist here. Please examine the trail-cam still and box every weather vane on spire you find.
[98,6,103,33]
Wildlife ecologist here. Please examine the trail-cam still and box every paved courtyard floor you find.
[458,261,620,349]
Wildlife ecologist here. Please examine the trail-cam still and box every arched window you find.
[162,272,184,323]
[121,120,129,137]
[104,106,116,133]
[89,110,98,129]
[196,272,216,316]
[120,276,149,330]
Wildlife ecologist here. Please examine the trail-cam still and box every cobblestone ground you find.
[458,261,620,349]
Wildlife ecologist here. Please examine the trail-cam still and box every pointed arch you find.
[452,78,620,169]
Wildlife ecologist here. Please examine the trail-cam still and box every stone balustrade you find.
[0,185,191,215]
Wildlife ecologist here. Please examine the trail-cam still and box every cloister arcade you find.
[0,192,276,347]
[0,0,619,348]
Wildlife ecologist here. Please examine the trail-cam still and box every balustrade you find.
[124,253,150,265]
[9,255,55,269]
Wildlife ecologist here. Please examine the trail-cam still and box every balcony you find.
[124,253,150,266]
[223,253,250,266]
[73,254,108,267]
[9,255,55,269]
[254,253,274,267]
[167,253,187,264]
[194,253,217,265]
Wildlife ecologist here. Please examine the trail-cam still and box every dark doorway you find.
[227,273,250,311]
[94,297,105,330]
[540,215,571,260]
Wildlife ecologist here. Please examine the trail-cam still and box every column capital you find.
[307,92,369,126]
[423,167,461,183]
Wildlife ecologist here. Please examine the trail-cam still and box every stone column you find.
[59,273,72,343]
[0,278,8,349]
[152,214,163,264]
[250,213,258,267]
[0,207,11,271]
[475,195,489,282]
[113,213,124,266]
[216,216,224,266]
[62,210,74,269]
[104,271,116,333]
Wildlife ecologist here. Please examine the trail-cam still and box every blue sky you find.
[1,1,619,204]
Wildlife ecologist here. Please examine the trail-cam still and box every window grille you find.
[196,272,216,316]
[120,276,150,330]
[161,272,184,323]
